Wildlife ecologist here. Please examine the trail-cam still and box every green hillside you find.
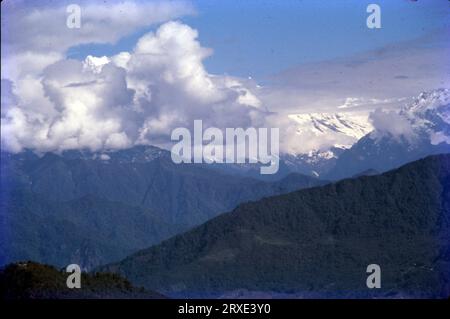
[101,154,450,298]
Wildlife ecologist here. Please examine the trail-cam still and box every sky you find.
[66,0,450,78]
[1,0,449,154]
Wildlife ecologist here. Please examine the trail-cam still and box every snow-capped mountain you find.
[401,88,450,144]
[327,88,450,180]
[282,146,346,178]
[282,112,373,176]
[9,89,446,181]
[288,113,373,146]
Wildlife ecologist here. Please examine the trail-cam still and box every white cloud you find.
[1,1,195,81]
[261,29,450,115]
[119,21,265,146]
[1,1,196,152]
[2,59,135,152]
[1,18,265,153]
[369,108,415,141]
[124,21,225,106]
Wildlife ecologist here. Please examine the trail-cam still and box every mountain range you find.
[172,87,449,180]
[288,112,373,148]
[327,89,450,179]
[0,147,325,269]
[284,88,450,178]
[100,154,450,298]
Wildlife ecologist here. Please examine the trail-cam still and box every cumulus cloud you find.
[2,58,136,152]
[2,0,194,80]
[1,16,265,153]
[118,21,266,146]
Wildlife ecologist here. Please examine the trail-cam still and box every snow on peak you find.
[369,88,450,146]
[402,88,450,126]
[407,88,450,113]
[288,112,373,142]
[83,55,111,74]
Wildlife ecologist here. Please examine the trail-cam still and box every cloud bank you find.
[1,3,265,153]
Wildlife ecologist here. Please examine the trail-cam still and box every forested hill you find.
[101,154,450,299]
[0,261,165,299]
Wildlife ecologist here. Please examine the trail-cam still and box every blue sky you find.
[67,0,450,79]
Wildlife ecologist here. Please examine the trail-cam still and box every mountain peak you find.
[288,112,373,143]
[408,88,450,113]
